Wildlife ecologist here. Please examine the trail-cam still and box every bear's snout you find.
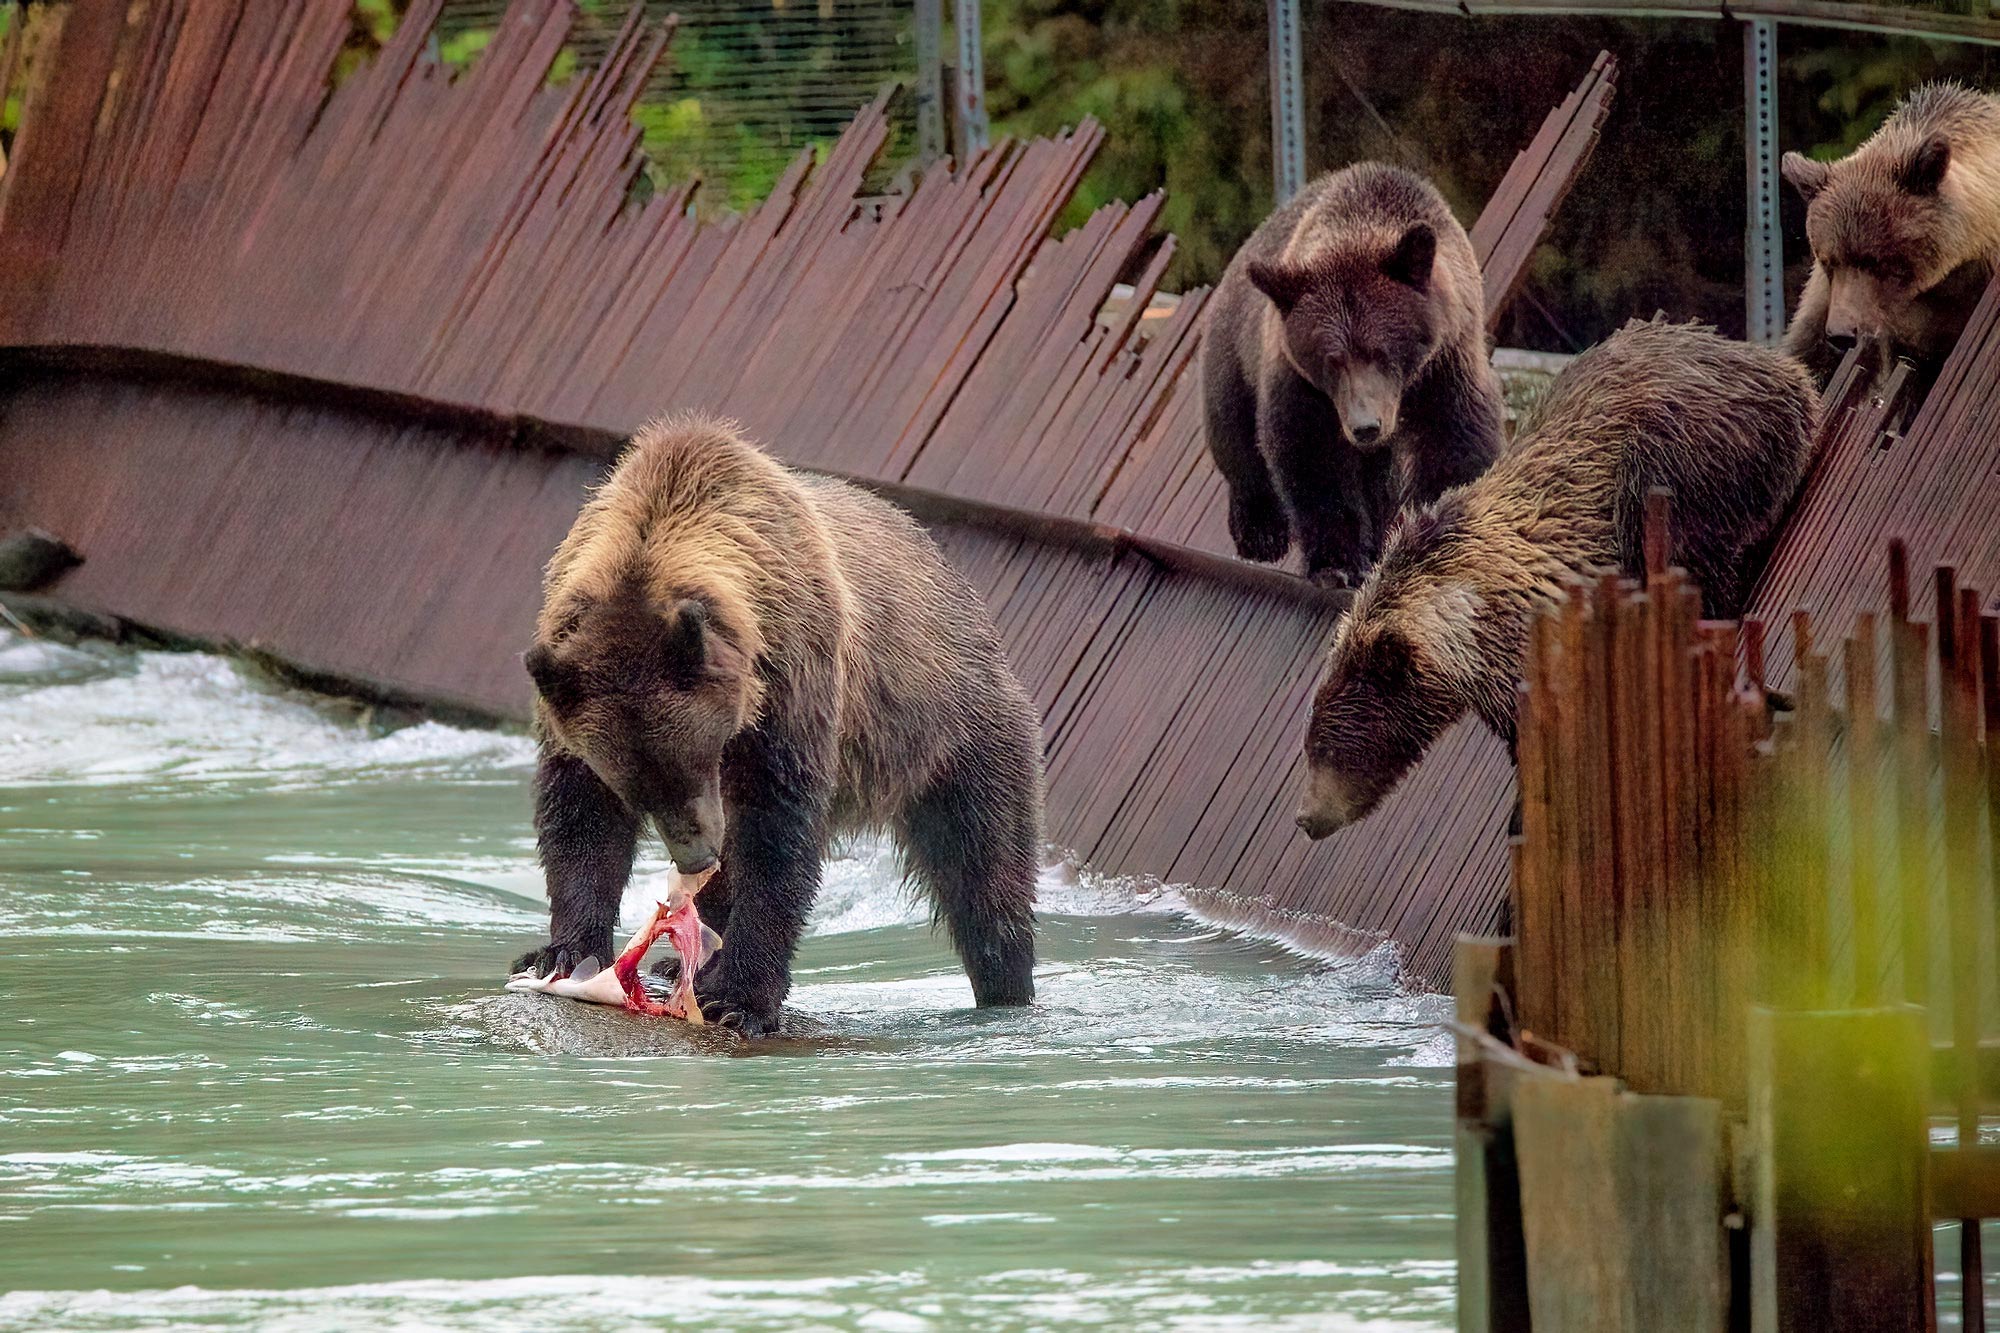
[1335,364,1402,450]
[1296,807,1347,840]
[664,838,719,875]
[1297,761,1369,839]
[654,787,724,874]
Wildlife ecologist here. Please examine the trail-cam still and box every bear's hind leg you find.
[898,753,1038,1008]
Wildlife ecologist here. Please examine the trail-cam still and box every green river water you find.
[0,632,1455,1331]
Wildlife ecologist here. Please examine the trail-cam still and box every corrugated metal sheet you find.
[1748,280,2000,696]
[0,0,1614,987]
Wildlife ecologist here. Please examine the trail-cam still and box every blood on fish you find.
[610,890,712,1021]
[506,866,720,1022]
[616,868,719,1021]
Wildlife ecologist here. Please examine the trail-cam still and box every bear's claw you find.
[1306,563,1363,591]
[509,939,607,982]
[701,1002,777,1037]
[506,868,721,1021]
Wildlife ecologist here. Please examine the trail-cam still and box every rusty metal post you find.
[1744,19,1786,343]
[1268,0,1306,203]
[915,0,946,164]
[953,0,988,159]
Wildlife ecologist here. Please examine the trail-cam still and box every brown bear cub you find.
[1297,321,1819,838]
[1782,82,2000,384]
[1202,163,1504,587]
[515,415,1044,1035]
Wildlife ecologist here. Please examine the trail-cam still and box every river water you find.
[0,632,1454,1331]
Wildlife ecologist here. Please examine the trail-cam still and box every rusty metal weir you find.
[0,1,1615,985]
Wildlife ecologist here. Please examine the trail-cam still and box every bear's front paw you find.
[1306,562,1365,590]
[1229,493,1291,564]
[697,977,785,1037]
[510,936,609,981]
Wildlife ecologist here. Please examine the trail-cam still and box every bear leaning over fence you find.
[514,414,1044,1035]
[1202,162,1504,589]
[1782,81,2000,386]
[1294,319,1820,839]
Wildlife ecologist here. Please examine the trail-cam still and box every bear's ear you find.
[662,598,709,675]
[1899,133,1951,196]
[1781,152,1833,203]
[1382,224,1436,290]
[525,642,581,708]
[1247,259,1312,312]
[1357,627,1415,693]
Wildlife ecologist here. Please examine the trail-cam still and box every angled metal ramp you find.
[0,0,1616,986]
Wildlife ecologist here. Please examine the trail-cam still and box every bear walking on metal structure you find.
[1783,82,2000,385]
[515,415,1044,1035]
[1202,163,1504,588]
[1296,320,1819,839]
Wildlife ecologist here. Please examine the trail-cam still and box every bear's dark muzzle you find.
[664,838,719,875]
[1296,810,1346,840]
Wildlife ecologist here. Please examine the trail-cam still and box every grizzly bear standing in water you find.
[1296,321,1819,838]
[514,416,1043,1035]
[1782,82,2000,384]
[1203,163,1504,587]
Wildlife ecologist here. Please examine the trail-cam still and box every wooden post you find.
[1845,615,1882,1005]
[1944,585,1987,1333]
[1514,1076,1729,1332]
[1888,542,1931,1005]
[1747,1006,1934,1332]
[1456,937,1531,1333]
[1791,617,1833,1006]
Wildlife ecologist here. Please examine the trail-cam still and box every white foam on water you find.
[0,1269,1452,1332]
[898,1143,1125,1163]
[0,869,546,943]
[0,631,1454,1068]
[0,634,532,788]
[0,634,113,684]
[0,1131,1449,1219]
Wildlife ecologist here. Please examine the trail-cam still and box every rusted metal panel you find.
[1750,278,2000,694]
[0,2,1617,988]
[1469,50,1619,332]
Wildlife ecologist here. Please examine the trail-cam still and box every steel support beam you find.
[1268,0,1307,203]
[1331,0,2000,47]
[915,0,946,164]
[1744,18,1785,344]
[953,0,989,159]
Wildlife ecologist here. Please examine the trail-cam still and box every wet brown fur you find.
[1203,163,1503,586]
[1782,82,2000,382]
[519,415,1044,1033]
[1300,322,1820,834]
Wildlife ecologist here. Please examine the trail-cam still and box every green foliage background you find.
[326,3,2000,351]
[980,1,1999,349]
[341,1,907,215]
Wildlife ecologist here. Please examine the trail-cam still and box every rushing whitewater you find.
[0,631,1454,1331]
